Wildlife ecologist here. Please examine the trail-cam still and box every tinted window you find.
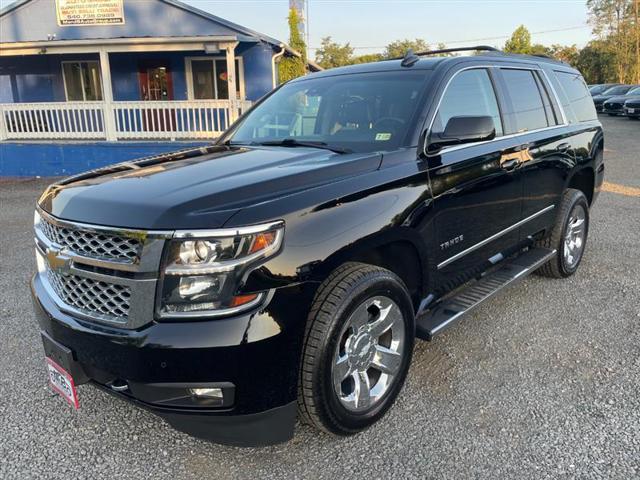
[228,71,430,153]
[432,69,503,136]
[501,69,548,132]
[554,71,597,123]
[603,85,634,95]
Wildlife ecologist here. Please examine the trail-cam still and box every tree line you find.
[280,1,640,85]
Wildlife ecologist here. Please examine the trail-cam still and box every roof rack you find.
[398,45,501,66]
[415,45,500,56]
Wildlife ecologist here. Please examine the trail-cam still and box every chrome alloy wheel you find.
[332,296,405,412]
[563,204,587,268]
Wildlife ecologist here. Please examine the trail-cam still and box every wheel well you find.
[348,241,423,307]
[568,167,595,206]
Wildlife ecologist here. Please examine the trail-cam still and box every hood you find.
[38,146,382,230]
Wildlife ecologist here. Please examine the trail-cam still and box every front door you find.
[425,67,524,293]
[138,62,174,132]
[139,64,173,101]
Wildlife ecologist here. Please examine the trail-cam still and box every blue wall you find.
[0,141,208,176]
[1,45,275,104]
[0,53,101,103]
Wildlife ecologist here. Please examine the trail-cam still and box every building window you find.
[186,57,244,100]
[62,61,103,101]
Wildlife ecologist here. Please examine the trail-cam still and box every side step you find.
[416,247,556,341]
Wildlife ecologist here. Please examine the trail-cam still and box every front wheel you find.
[536,188,590,278]
[298,262,415,435]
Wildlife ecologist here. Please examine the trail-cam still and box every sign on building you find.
[55,0,125,26]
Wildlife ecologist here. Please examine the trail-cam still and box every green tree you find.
[351,53,384,64]
[504,25,532,54]
[278,8,306,82]
[384,38,430,58]
[529,44,551,56]
[575,40,618,83]
[549,44,580,64]
[315,36,354,69]
[587,0,640,82]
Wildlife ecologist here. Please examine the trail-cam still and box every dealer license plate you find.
[628,108,635,114]
[46,357,79,409]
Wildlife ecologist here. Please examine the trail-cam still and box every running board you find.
[416,248,556,341]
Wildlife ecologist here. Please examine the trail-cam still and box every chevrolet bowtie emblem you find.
[46,245,71,274]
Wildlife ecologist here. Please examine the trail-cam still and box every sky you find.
[183,0,593,54]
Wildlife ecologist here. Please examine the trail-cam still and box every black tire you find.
[535,188,590,278]
[298,262,415,435]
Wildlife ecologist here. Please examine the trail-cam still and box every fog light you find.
[189,387,224,399]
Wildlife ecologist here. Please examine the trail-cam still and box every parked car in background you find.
[589,83,620,96]
[602,86,640,115]
[623,98,640,119]
[592,85,638,112]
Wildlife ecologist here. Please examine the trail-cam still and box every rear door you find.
[426,67,525,292]
[495,67,572,240]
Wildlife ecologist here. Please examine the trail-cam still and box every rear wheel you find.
[298,262,415,435]
[536,188,589,278]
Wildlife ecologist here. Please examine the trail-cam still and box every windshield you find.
[627,87,640,95]
[603,85,633,95]
[225,71,431,153]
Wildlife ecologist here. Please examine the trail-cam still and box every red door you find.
[138,62,175,132]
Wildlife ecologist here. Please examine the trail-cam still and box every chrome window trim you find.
[437,204,555,270]
[423,64,569,158]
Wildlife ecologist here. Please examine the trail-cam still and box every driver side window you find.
[433,69,503,137]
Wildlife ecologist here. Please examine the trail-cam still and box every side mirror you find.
[427,115,496,153]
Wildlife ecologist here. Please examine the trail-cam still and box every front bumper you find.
[602,105,623,115]
[31,274,314,446]
[624,106,640,117]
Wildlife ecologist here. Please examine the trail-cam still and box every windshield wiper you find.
[257,138,352,154]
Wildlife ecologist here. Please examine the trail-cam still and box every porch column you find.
[222,42,239,123]
[99,49,117,141]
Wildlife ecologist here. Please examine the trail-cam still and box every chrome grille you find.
[47,270,131,321]
[40,217,142,263]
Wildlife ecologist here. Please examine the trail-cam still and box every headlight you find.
[157,221,284,319]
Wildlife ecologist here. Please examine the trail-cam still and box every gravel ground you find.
[1,115,639,479]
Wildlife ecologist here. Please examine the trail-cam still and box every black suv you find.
[32,47,604,447]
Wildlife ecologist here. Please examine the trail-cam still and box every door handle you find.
[514,142,531,152]
[557,142,570,152]
[501,158,519,171]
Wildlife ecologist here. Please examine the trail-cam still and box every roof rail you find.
[397,45,501,64]
[416,45,500,56]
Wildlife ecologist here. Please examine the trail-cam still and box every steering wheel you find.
[372,117,405,131]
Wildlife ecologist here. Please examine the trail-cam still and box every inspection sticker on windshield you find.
[375,133,392,141]
[45,357,79,409]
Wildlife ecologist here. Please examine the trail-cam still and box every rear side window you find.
[432,69,503,137]
[554,71,597,123]
[500,69,549,132]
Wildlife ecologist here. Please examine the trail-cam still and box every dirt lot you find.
[1,115,638,479]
